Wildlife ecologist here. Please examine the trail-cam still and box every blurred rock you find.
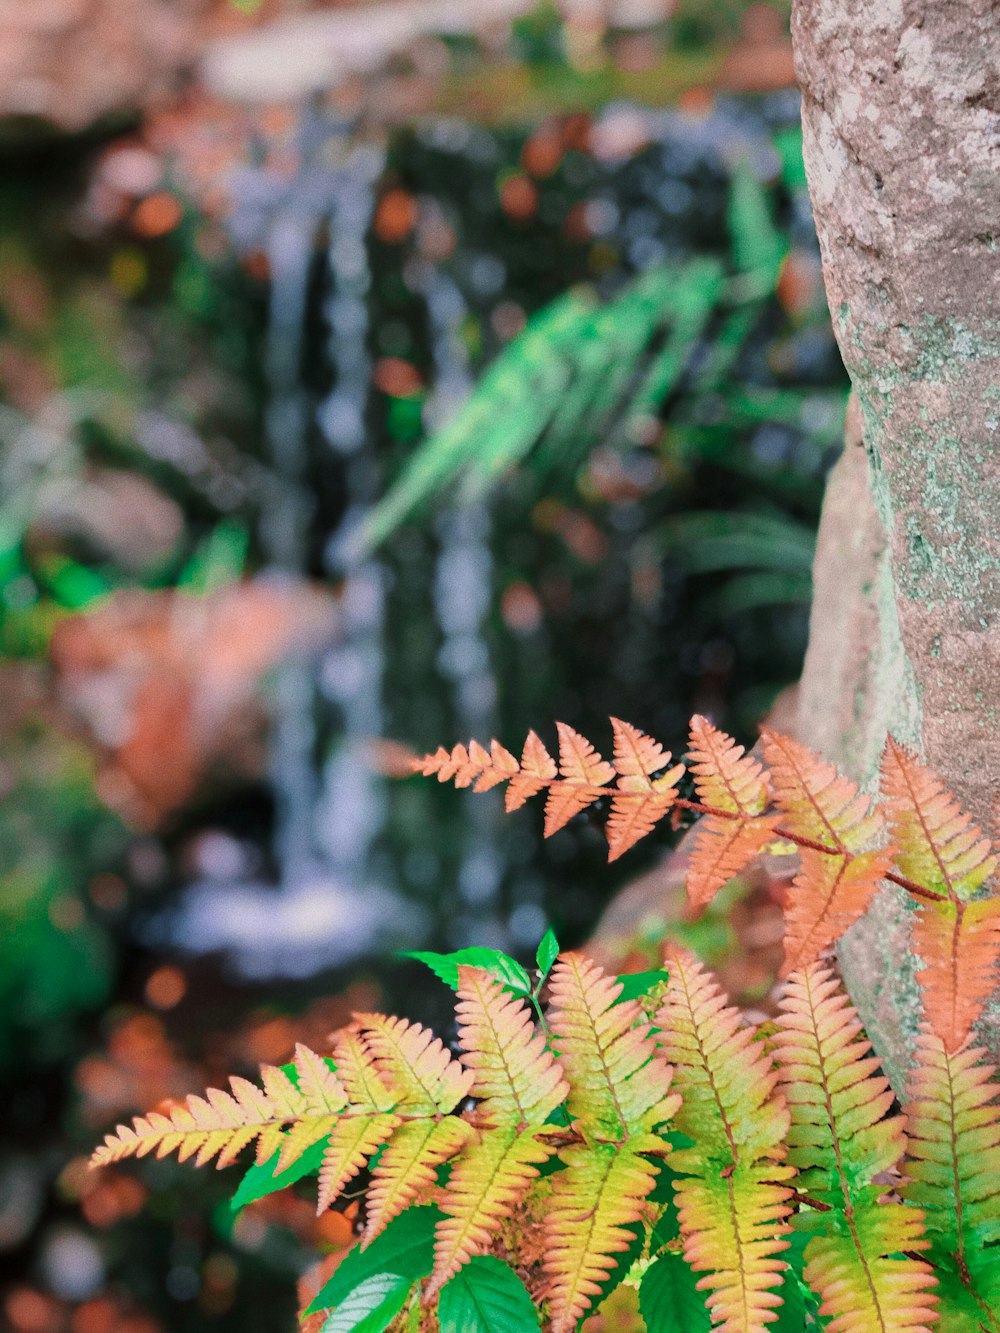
[50,579,338,825]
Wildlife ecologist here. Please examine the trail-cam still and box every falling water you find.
[163,115,419,977]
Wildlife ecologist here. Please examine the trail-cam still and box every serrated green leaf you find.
[307,1207,439,1314]
[535,929,559,981]
[437,1257,539,1333]
[401,948,531,995]
[639,1250,710,1331]
[230,1134,328,1211]
[319,1273,410,1333]
[614,970,669,1003]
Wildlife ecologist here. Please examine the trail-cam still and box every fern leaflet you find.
[903,1028,1000,1329]
[881,740,1000,1051]
[686,714,779,908]
[771,963,937,1331]
[655,949,794,1332]
[761,729,895,975]
[542,953,678,1329]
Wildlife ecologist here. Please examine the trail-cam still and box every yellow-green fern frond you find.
[317,1111,401,1213]
[546,952,678,1138]
[903,1028,1000,1330]
[355,1013,474,1114]
[772,964,937,1332]
[362,1117,474,1246]
[454,965,567,1125]
[544,1138,661,1333]
[91,1046,347,1174]
[655,950,793,1332]
[427,1126,557,1298]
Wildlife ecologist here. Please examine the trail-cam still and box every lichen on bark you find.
[791,0,1000,1080]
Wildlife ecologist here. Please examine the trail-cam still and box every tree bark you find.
[791,0,1000,1086]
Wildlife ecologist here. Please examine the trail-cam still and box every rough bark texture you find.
[792,0,1000,1083]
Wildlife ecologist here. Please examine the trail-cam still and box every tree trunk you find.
[791,0,1000,1088]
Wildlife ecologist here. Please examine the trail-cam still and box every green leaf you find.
[230,1134,328,1211]
[307,1207,439,1314]
[319,1273,411,1333]
[639,1250,710,1331]
[401,948,532,996]
[535,929,559,981]
[614,970,669,1003]
[437,1257,539,1333]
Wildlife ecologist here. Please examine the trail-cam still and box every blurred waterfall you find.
[420,266,506,948]
[164,116,418,977]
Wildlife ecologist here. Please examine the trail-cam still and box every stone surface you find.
[792,0,1000,1074]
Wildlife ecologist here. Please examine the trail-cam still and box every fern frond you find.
[880,741,1000,1051]
[544,1139,661,1333]
[362,1117,474,1245]
[903,1028,1000,1328]
[772,963,937,1331]
[881,739,998,900]
[354,1014,474,1115]
[91,1048,346,1173]
[686,715,779,907]
[546,952,679,1138]
[606,717,685,861]
[761,730,895,974]
[427,1126,557,1299]
[655,950,794,1331]
[543,721,616,837]
[317,1111,401,1213]
[454,965,567,1126]
[911,894,1000,1054]
[507,731,558,811]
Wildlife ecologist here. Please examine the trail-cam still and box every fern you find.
[686,713,779,909]
[903,1028,1000,1329]
[655,949,795,1331]
[92,718,1000,1331]
[543,953,678,1330]
[760,729,897,976]
[881,740,1000,1051]
[771,963,937,1330]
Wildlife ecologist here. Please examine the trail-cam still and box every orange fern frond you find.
[453,965,567,1126]
[655,950,794,1332]
[544,1139,662,1333]
[881,739,998,900]
[761,730,894,974]
[880,741,1000,1051]
[686,715,779,907]
[317,1111,401,1213]
[903,1028,1000,1328]
[911,894,1000,1054]
[546,952,678,1138]
[772,964,936,1331]
[606,717,685,861]
[506,730,558,810]
[543,722,616,837]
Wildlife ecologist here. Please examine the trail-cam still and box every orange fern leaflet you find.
[881,740,1000,1051]
[415,718,683,861]
[686,714,779,908]
[761,730,895,976]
